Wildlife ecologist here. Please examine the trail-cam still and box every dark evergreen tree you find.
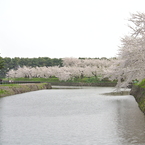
[0,57,63,77]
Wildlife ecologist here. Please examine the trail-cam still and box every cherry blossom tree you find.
[6,58,115,81]
[105,12,145,88]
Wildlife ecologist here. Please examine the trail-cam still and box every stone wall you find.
[130,85,145,114]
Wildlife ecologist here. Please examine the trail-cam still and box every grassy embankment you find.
[130,79,145,114]
[0,83,52,97]
[0,77,116,97]
[136,79,145,113]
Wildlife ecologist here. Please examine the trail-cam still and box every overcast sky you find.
[0,0,145,58]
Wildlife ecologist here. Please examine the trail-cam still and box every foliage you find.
[105,12,145,88]
[0,57,4,69]
[138,79,145,88]
[65,77,100,83]
[5,58,116,82]
[0,57,63,77]
[0,89,8,94]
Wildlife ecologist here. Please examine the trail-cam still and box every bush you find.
[138,79,145,88]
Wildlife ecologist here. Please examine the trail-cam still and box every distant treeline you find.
[0,57,63,77]
[0,57,114,78]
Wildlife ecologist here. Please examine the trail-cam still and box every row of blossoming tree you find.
[6,57,116,81]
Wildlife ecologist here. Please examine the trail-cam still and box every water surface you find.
[0,87,145,145]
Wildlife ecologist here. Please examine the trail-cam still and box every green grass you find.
[3,77,59,82]
[63,77,116,83]
[0,83,51,97]
[65,77,100,83]
[0,84,19,87]
[2,77,116,84]
[137,79,145,88]
[0,89,8,94]
[138,98,145,113]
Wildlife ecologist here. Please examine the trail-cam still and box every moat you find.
[0,86,145,145]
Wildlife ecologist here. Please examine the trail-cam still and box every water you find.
[0,86,145,145]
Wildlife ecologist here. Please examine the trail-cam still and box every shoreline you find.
[0,83,52,97]
[51,82,117,87]
[130,85,145,114]
[0,82,117,98]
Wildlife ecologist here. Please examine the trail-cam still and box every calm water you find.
[0,86,145,145]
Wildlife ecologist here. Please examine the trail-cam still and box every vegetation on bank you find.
[0,89,8,95]
[4,77,60,83]
[137,79,145,88]
[0,83,52,97]
[130,79,145,114]
[2,77,117,84]
[136,79,145,114]
[0,76,116,98]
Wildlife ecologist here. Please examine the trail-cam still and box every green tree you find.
[0,57,4,69]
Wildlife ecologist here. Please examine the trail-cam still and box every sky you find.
[0,0,145,58]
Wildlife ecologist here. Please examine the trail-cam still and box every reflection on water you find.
[107,96,145,144]
[0,87,145,145]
